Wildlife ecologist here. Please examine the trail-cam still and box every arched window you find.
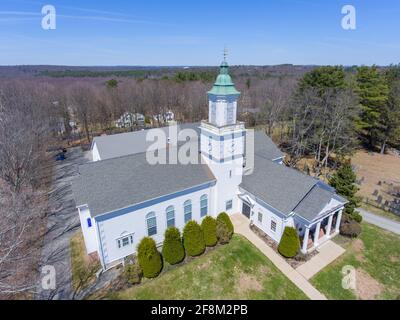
[166,206,175,227]
[200,195,208,217]
[146,212,157,236]
[184,200,192,223]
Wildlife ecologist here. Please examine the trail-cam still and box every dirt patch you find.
[258,265,271,275]
[237,273,263,293]
[389,255,399,263]
[197,260,211,270]
[352,239,366,262]
[353,150,400,205]
[356,268,383,300]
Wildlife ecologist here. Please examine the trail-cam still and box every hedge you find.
[340,214,362,237]
[124,261,142,285]
[183,221,205,256]
[278,227,300,258]
[201,216,217,247]
[137,237,163,278]
[216,219,231,244]
[162,227,185,265]
[217,212,234,236]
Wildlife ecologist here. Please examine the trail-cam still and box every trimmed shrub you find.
[278,227,300,258]
[216,219,231,244]
[183,221,205,256]
[201,216,217,247]
[217,212,234,236]
[350,211,363,223]
[340,214,362,237]
[124,261,142,285]
[162,227,185,265]
[137,237,163,278]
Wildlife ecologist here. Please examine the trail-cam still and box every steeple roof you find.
[208,61,240,96]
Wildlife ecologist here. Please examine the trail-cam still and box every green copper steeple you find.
[208,60,240,96]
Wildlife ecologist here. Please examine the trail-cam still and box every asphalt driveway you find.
[36,147,90,299]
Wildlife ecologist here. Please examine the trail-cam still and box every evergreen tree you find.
[183,221,205,257]
[201,216,218,247]
[162,227,185,265]
[329,162,361,221]
[278,227,300,258]
[380,65,400,153]
[137,237,163,278]
[216,212,234,236]
[355,66,389,148]
[298,66,346,95]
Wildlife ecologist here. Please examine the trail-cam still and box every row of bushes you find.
[125,213,234,283]
[277,213,362,259]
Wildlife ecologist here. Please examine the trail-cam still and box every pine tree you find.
[380,65,400,154]
[355,66,389,149]
[329,162,361,221]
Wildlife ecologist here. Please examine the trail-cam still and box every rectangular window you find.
[147,217,157,236]
[167,210,175,227]
[117,234,134,249]
[271,220,277,232]
[184,203,192,223]
[258,212,263,223]
[87,218,92,228]
[226,200,233,211]
[200,197,208,217]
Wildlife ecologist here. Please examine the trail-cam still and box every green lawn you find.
[110,235,308,300]
[311,223,400,300]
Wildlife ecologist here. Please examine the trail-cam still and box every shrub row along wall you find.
[132,213,234,281]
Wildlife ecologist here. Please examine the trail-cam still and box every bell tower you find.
[200,55,245,215]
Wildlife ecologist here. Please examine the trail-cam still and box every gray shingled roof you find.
[240,155,319,215]
[72,149,215,217]
[293,185,342,221]
[93,123,200,161]
[253,131,285,161]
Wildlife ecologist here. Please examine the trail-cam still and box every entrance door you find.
[242,202,251,219]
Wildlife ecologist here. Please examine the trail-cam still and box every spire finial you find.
[223,46,228,62]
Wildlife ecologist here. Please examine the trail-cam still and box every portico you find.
[300,209,343,254]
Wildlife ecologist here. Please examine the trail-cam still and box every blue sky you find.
[0,0,399,66]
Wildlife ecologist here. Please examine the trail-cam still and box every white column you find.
[301,227,310,254]
[326,214,334,238]
[314,221,321,247]
[335,210,343,233]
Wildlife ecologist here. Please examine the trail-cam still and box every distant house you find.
[115,112,145,128]
[72,60,347,271]
[153,110,175,124]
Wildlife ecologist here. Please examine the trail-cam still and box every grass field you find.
[110,235,308,300]
[311,223,400,300]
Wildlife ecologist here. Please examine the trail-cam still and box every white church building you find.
[72,60,347,270]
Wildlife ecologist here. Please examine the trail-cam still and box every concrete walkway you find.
[231,213,327,300]
[358,207,400,235]
[296,240,345,280]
